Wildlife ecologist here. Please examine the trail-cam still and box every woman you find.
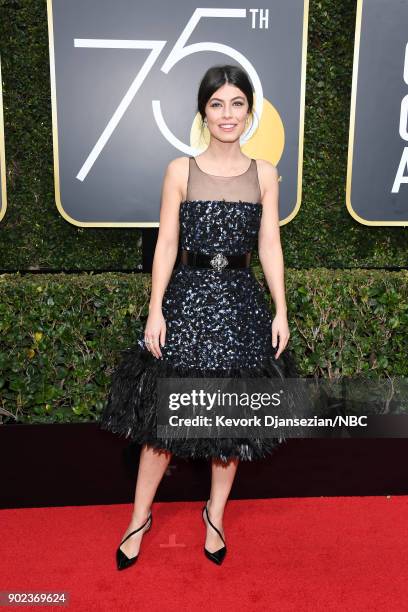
[99,64,299,570]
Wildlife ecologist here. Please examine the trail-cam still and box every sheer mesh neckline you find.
[180,199,262,207]
[192,156,253,178]
[185,155,261,204]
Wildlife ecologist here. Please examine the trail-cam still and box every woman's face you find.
[204,83,250,141]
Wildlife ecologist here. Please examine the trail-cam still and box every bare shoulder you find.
[164,156,190,200]
[166,156,189,173]
[255,158,279,179]
[165,156,190,180]
[255,159,279,200]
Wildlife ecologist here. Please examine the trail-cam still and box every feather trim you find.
[99,344,300,463]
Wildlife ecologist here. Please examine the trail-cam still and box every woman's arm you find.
[144,158,185,358]
[149,158,184,314]
[257,161,289,357]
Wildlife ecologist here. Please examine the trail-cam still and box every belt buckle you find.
[210,252,229,271]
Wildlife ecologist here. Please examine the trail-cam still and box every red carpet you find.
[1,497,407,611]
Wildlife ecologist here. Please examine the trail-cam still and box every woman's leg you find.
[204,457,239,553]
[119,444,172,558]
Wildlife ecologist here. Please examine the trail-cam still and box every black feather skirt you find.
[99,340,300,464]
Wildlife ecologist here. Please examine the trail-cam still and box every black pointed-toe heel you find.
[202,501,227,565]
[116,511,152,571]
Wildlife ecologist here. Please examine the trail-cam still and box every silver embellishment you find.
[210,252,229,271]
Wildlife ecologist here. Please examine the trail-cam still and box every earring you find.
[203,117,208,126]
[246,115,254,129]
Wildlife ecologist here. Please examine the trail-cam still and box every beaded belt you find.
[181,249,251,271]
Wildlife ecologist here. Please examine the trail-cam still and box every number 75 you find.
[72,7,263,181]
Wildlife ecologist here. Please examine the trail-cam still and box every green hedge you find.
[0,0,406,270]
[0,268,407,424]
[0,1,406,426]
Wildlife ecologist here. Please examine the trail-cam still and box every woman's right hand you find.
[144,309,166,359]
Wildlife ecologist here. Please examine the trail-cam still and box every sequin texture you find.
[137,201,273,369]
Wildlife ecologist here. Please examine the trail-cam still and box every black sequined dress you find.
[99,156,299,462]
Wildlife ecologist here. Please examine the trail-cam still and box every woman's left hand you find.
[271,312,290,359]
